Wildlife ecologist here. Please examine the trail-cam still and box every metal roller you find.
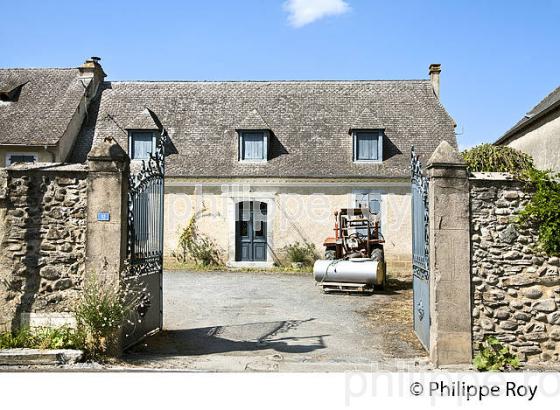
[313,258,385,286]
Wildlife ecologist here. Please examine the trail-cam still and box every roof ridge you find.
[496,85,560,144]
[526,85,560,115]
[0,67,77,71]
[107,79,430,84]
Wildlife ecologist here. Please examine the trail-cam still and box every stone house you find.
[495,85,560,172]
[1,58,458,274]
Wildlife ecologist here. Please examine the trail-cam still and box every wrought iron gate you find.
[123,131,167,347]
[411,146,430,350]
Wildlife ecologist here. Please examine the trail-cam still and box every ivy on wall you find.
[462,144,560,256]
[461,143,534,174]
[518,169,560,256]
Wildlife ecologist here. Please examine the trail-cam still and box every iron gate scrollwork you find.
[411,146,430,350]
[123,128,167,347]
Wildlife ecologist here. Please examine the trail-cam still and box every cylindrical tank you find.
[313,258,385,286]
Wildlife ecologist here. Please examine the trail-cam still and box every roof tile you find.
[72,80,457,178]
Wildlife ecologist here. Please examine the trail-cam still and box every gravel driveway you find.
[124,270,429,372]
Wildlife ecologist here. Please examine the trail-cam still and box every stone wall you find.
[470,173,560,364]
[0,164,88,331]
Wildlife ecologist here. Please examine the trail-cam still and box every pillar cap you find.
[427,140,466,169]
[87,136,129,163]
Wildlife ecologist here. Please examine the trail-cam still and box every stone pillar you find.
[85,137,130,283]
[427,141,472,366]
[0,169,10,331]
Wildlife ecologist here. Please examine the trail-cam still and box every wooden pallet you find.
[319,281,373,294]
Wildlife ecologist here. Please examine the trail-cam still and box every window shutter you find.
[369,193,382,234]
[369,194,381,214]
[355,193,369,209]
[263,132,269,160]
[240,131,267,161]
[131,132,154,160]
[358,134,369,159]
[353,130,383,162]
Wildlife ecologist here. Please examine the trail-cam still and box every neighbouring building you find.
[1,58,458,275]
[0,58,105,167]
[495,85,560,172]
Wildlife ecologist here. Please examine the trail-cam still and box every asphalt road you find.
[124,270,429,372]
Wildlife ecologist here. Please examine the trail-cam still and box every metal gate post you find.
[123,121,167,346]
[411,147,431,350]
[426,141,472,367]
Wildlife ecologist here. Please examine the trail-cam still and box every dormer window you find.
[238,130,269,162]
[129,131,155,160]
[352,130,383,163]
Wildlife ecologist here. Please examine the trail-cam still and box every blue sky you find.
[1,0,558,148]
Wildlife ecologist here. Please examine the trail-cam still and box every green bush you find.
[0,326,81,350]
[461,144,534,174]
[75,274,144,359]
[473,336,521,371]
[518,169,560,255]
[285,241,318,266]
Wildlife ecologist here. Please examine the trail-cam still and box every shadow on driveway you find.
[127,318,328,356]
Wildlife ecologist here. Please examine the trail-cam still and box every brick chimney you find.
[429,63,441,98]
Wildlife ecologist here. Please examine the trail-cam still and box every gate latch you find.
[417,301,425,321]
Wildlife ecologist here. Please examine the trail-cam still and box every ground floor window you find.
[6,152,38,165]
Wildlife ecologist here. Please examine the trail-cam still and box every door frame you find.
[235,201,268,262]
[225,193,275,268]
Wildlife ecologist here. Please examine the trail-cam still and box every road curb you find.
[0,348,83,366]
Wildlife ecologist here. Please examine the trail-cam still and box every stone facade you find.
[0,165,88,331]
[164,180,413,276]
[470,174,560,363]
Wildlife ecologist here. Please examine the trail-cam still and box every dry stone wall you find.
[471,175,560,363]
[0,165,88,330]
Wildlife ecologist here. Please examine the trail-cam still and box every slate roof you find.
[72,79,457,178]
[497,85,560,144]
[0,68,89,145]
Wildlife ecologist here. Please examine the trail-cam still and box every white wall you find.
[164,180,413,275]
[506,113,560,173]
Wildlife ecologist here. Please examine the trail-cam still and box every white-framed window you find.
[353,130,383,163]
[128,131,155,160]
[238,130,269,162]
[6,152,38,166]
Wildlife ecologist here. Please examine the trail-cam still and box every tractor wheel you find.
[370,247,385,262]
[374,262,387,291]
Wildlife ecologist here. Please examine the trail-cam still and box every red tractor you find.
[314,208,386,292]
[323,208,385,261]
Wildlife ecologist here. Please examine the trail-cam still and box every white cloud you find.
[283,0,350,28]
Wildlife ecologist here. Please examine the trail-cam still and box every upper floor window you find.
[353,130,383,163]
[239,131,268,162]
[6,153,37,166]
[129,131,155,160]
